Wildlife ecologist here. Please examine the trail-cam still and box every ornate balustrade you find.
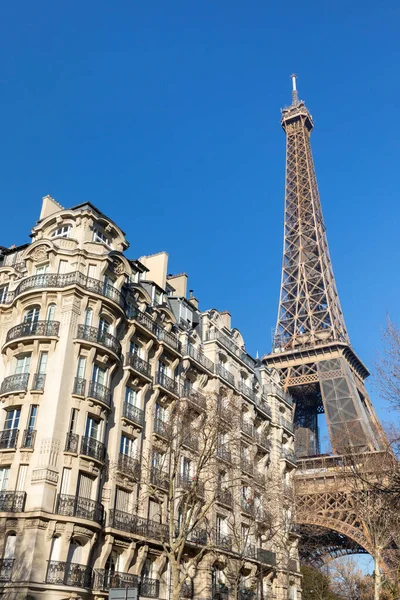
[109,510,168,541]
[257,548,276,565]
[123,401,145,426]
[21,429,36,449]
[77,324,121,356]
[117,453,140,478]
[46,560,93,588]
[0,559,14,582]
[126,352,152,378]
[140,577,160,598]
[0,491,26,512]
[93,569,139,591]
[56,494,103,523]
[156,372,180,396]
[0,428,19,449]
[65,432,79,453]
[80,436,106,462]
[216,364,235,386]
[6,320,60,343]
[0,373,29,395]
[185,344,214,372]
[88,380,111,408]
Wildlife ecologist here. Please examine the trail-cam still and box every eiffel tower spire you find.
[274,76,349,352]
[266,77,385,456]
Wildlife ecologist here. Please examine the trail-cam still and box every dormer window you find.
[51,225,72,239]
[92,228,111,248]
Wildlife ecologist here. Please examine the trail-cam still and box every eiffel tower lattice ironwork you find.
[265,75,385,458]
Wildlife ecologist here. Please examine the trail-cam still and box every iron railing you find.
[263,383,294,407]
[180,580,194,598]
[186,344,214,372]
[73,377,86,396]
[157,328,181,352]
[212,583,230,600]
[205,329,256,370]
[93,569,139,591]
[21,429,36,449]
[182,431,199,451]
[242,545,256,560]
[150,467,169,490]
[65,432,79,453]
[6,320,60,342]
[140,577,160,598]
[281,449,296,464]
[182,387,207,410]
[46,560,93,588]
[0,373,29,395]
[77,324,121,356]
[32,373,46,391]
[238,381,257,403]
[126,353,152,378]
[0,491,26,512]
[280,416,294,433]
[88,380,111,408]
[109,510,168,541]
[216,445,232,463]
[154,417,168,437]
[156,371,180,396]
[215,532,232,551]
[241,419,254,438]
[187,529,208,545]
[80,436,106,462]
[216,489,233,507]
[56,494,103,523]
[134,309,158,333]
[177,473,204,496]
[123,402,145,426]
[256,398,272,418]
[257,548,276,565]
[216,364,235,386]
[0,559,14,582]
[255,432,271,451]
[0,428,19,449]
[117,453,140,479]
[240,457,254,475]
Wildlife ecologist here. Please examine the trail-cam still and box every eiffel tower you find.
[264,76,388,565]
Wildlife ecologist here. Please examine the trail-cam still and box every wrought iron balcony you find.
[0,559,14,582]
[241,419,254,438]
[140,577,160,598]
[241,497,254,513]
[238,381,257,403]
[239,588,256,600]
[65,432,79,453]
[215,532,233,551]
[187,528,208,545]
[117,453,140,479]
[0,373,29,395]
[216,445,232,463]
[240,457,254,475]
[255,432,271,451]
[216,489,233,507]
[46,560,93,588]
[253,470,266,487]
[21,429,36,449]
[93,569,139,591]
[157,328,181,352]
[156,371,180,396]
[280,416,294,433]
[126,352,152,378]
[88,380,111,408]
[185,344,215,372]
[281,449,296,465]
[182,431,199,451]
[0,491,26,512]
[56,493,103,523]
[73,377,86,396]
[109,509,169,541]
[256,398,272,419]
[1,272,124,307]
[0,428,19,449]
[154,416,169,437]
[216,397,234,422]
[177,473,204,496]
[257,548,276,565]
[133,309,158,334]
[263,383,294,407]
[216,364,235,386]
[80,436,106,462]
[242,544,256,560]
[31,373,46,391]
[182,387,207,410]
[150,467,169,490]
[205,329,256,370]
[212,583,230,600]
[123,401,145,426]
[77,324,121,356]
[5,320,60,343]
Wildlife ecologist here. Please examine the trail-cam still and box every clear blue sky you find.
[1,0,399,428]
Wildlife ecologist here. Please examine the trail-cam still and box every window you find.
[99,317,111,334]
[16,464,28,490]
[66,540,82,564]
[60,468,71,495]
[105,550,120,575]
[84,308,93,327]
[85,416,100,440]
[0,285,9,303]
[0,467,10,491]
[120,435,136,457]
[115,488,131,512]
[24,405,38,448]
[129,340,141,356]
[4,409,20,430]
[148,500,161,524]
[35,264,48,275]
[92,228,111,247]
[152,450,164,470]
[92,364,107,385]
[4,534,16,560]
[51,224,71,238]
[58,260,68,274]
[158,360,167,376]
[69,409,78,434]
[87,264,97,279]
[181,456,192,478]
[125,387,138,407]
[50,536,62,561]
[155,403,167,423]
[46,304,56,321]
[15,354,31,374]
[216,515,227,536]
[23,306,40,329]
[77,472,94,499]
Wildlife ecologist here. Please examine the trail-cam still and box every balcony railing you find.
[109,510,169,541]
[215,532,233,551]
[80,436,106,462]
[46,560,93,588]
[0,559,14,582]
[280,416,294,433]
[0,428,19,449]
[182,386,207,410]
[140,577,160,598]
[150,467,169,490]
[77,324,122,356]
[205,329,256,370]
[182,431,199,451]
[0,373,29,395]
[255,432,271,451]
[238,381,257,403]
[154,417,168,437]
[263,383,294,407]
[0,491,26,512]
[0,272,124,307]
[117,453,140,479]
[257,548,276,565]
[31,373,46,391]
[21,429,36,449]
[56,493,103,523]
[187,528,208,545]
[216,397,234,422]
[242,545,256,560]
[123,402,145,426]
[157,328,181,352]
[216,489,233,507]
[256,398,272,418]
[216,445,232,463]
[93,569,139,591]
[216,364,235,386]
[88,380,111,408]
[281,449,297,465]
[241,419,254,438]
[156,371,180,396]
[186,344,215,372]
[239,589,256,600]
[126,353,152,378]
[177,473,204,496]
[212,583,230,600]
[240,457,254,475]
[253,471,266,487]
[65,432,79,453]
[73,377,86,396]
[5,320,60,343]
[134,309,158,333]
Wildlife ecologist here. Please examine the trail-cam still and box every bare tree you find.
[375,317,400,414]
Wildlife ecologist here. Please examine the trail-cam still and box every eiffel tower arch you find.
[264,76,389,568]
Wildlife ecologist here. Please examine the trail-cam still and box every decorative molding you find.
[30,246,49,263]
[31,468,59,485]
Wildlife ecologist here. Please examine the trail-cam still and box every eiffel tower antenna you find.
[265,76,385,457]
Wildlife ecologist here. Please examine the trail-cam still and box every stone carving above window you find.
[30,246,49,263]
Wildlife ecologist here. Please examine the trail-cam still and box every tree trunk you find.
[374,550,382,600]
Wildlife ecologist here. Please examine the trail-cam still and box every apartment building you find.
[0,196,301,599]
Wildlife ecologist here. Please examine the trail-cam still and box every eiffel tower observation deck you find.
[264,75,385,459]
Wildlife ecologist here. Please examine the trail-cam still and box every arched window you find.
[3,533,16,560]
[99,316,112,334]
[66,540,82,564]
[49,536,61,561]
[46,304,56,322]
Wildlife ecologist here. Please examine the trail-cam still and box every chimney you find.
[40,195,64,220]
[139,251,169,290]
[220,311,231,330]
[188,289,199,309]
[166,273,188,298]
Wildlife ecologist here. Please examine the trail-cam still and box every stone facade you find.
[0,196,301,599]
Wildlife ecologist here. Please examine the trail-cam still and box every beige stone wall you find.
[0,197,301,599]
